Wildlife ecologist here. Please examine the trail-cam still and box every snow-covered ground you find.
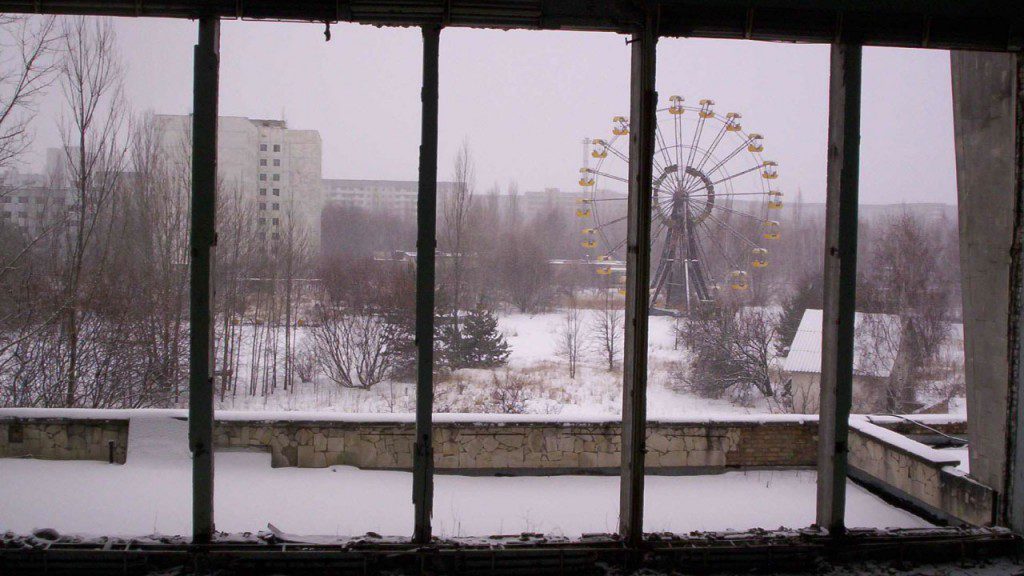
[215,312,773,417]
[0,453,929,538]
[0,413,930,538]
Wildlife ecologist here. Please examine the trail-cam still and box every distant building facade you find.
[154,115,324,254]
[323,179,454,220]
[323,180,579,223]
[0,150,73,238]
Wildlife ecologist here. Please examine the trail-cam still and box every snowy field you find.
[0,453,929,538]
[216,312,762,417]
[0,413,928,539]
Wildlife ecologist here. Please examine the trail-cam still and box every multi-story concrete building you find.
[323,179,455,220]
[154,115,324,255]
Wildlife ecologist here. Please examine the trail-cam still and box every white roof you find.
[783,309,903,378]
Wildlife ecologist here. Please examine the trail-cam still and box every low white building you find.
[782,309,907,414]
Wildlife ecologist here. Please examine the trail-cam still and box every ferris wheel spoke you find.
[687,190,769,199]
[588,170,629,184]
[684,114,716,188]
[594,215,628,229]
[655,126,684,191]
[685,126,729,190]
[673,112,684,185]
[694,218,744,273]
[688,164,763,197]
[702,210,761,250]
[707,201,771,223]
[695,138,755,184]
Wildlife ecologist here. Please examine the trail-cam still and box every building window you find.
[272,218,279,225]
[273,144,281,152]
[260,144,267,152]
[272,188,280,196]
[272,174,280,181]
[260,159,267,166]
[18,196,27,203]
[259,188,267,196]
[272,203,279,210]
[258,217,266,225]
[272,232,280,240]
[259,174,267,181]
[273,159,280,167]
[258,202,266,210]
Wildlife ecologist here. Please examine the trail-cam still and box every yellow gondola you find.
[576,208,591,218]
[751,248,769,268]
[747,133,764,153]
[617,288,627,296]
[762,220,780,241]
[578,167,594,187]
[699,98,715,118]
[597,266,612,275]
[581,228,596,235]
[725,112,742,131]
[612,116,629,136]
[582,240,597,248]
[768,199,783,210]
[730,270,749,291]
[669,95,685,115]
[762,160,779,180]
[597,254,613,262]
[576,198,592,204]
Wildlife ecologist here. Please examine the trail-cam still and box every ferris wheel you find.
[576,95,782,315]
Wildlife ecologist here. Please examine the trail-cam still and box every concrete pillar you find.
[816,42,862,536]
[950,52,1017,510]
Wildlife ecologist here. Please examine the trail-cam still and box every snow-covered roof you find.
[782,308,903,378]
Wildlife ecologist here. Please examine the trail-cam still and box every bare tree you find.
[53,17,128,407]
[308,290,401,390]
[682,306,784,411]
[858,211,959,406]
[557,294,584,379]
[0,15,61,172]
[590,286,623,371]
[440,139,476,348]
[497,224,552,313]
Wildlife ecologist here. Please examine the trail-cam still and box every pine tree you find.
[455,305,510,368]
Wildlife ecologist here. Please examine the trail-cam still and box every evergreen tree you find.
[455,305,510,368]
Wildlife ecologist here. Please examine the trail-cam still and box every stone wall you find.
[848,420,994,526]
[0,417,127,463]
[214,418,819,472]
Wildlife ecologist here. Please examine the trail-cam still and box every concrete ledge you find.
[848,419,994,526]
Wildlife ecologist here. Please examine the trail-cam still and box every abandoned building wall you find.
[849,420,994,526]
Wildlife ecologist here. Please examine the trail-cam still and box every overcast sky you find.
[27,18,957,205]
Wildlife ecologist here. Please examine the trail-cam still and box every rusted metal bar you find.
[618,8,658,548]
[189,16,220,546]
[413,24,441,545]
